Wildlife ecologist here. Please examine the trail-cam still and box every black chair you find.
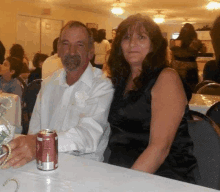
[206,101,220,127]
[196,82,220,95]
[17,75,27,95]
[188,110,220,190]
[22,79,42,134]
[194,80,216,93]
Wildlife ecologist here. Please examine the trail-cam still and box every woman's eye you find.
[123,35,130,40]
[139,35,147,39]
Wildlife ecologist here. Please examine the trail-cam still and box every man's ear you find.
[57,40,61,57]
[88,45,94,61]
[10,69,15,76]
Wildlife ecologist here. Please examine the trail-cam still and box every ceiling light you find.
[154,17,165,24]
[182,21,196,25]
[153,10,165,24]
[206,1,220,10]
[182,19,196,24]
[154,15,165,24]
[111,7,124,15]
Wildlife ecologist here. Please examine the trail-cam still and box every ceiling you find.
[23,0,220,24]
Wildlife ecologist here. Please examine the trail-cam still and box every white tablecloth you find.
[0,153,217,192]
[189,94,220,114]
[0,92,22,133]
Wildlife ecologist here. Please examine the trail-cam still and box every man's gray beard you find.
[63,54,81,72]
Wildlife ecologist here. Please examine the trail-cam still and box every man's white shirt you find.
[29,63,114,161]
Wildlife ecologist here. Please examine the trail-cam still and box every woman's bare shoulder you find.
[158,67,181,82]
[152,67,186,97]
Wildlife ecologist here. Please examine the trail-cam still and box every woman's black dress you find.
[108,70,197,183]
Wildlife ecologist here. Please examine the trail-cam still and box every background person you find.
[51,37,59,56]
[0,40,5,64]
[106,14,197,183]
[108,28,117,46]
[203,16,220,83]
[94,29,111,69]
[0,20,113,168]
[9,44,30,80]
[90,28,98,66]
[42,37,63,79]
[28,53,48,84]
[0,56,23,98]
[170,23,206,93]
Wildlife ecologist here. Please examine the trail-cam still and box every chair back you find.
[17,76,27,94]
[206,101,220,127]
[188,110,220,190]
[22,79,42,134]
[194,80,216,93]
[196,83,220,95]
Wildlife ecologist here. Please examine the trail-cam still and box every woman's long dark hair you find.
[107,13,168,89]
[177,23,197,48]
[10,44,25,61]
[96,29,106,43]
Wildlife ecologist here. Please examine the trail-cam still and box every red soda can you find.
[36,129,58,171]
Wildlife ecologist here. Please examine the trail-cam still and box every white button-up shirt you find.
[29,63,114,161]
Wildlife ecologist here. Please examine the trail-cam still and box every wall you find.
[0,0,123,56]
[0,1,213,59]
[159,22,212,45]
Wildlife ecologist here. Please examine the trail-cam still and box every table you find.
[0,92,22,134]
[189,94,220,114]
[0,153,218,192]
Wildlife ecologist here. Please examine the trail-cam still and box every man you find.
[42,37,63,79]
[0,21,114,168]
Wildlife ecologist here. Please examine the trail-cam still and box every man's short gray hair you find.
[59,21,94,49]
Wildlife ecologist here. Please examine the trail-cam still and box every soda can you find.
[36,129,58,171]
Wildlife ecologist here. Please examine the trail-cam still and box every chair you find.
[206,101,220,127]
[22,79,42,134]
[196,82,220,95]
[17,75,27,94]
[194,80,216,93]
[188,110,220,189]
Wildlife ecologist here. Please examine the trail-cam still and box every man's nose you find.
[69,44,77,55]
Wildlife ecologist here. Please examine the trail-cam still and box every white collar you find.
[56,63,94,88]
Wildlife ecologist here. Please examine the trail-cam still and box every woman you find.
[0,56,23,98]
[107,14,197,183]
[10,44,30,79]
[28,53,48,84]
[94,29,110,69]
[170,23,206,92]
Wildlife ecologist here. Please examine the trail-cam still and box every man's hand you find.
[0,134,37,169]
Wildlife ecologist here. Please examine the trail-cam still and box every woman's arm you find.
[131,68,187,173]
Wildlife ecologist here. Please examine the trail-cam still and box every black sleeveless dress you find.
[107,70,197,183]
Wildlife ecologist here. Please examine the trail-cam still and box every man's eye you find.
[62,42,69,45]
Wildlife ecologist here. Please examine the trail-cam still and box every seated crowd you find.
[0,13,220,186]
